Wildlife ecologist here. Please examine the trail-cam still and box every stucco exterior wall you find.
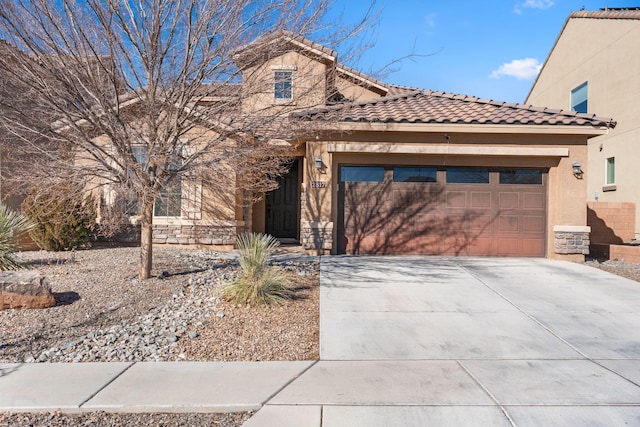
[335,75,386,102]
[241,51,328,113]
[526,17,640,239]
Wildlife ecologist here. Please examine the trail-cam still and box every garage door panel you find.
[496,238,520,256]
[446,191,467,208]
[521,238,545,256]
[467,214,493,232]
[470,191,492,208]
[498,215,520,232]
[523,192,545,209]
[499,192,520,209]
[522,215,545,233]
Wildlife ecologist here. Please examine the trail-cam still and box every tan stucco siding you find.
[241,51,328,113]
[335,75,386,102]
[527,17,640,238]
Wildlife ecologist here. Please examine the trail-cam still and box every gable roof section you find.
[526,8,640,102]
[293,90,616,128]
[233,30,337,68]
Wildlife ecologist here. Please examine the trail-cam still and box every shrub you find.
[223,233,291,306]
[0,204,34,270]
[21,183,96,251]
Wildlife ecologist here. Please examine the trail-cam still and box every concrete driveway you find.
[252,256,640,426]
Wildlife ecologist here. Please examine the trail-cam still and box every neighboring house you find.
[526,8,640,241]
[70,32,613,261]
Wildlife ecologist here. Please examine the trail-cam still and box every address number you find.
[311,181,326,188]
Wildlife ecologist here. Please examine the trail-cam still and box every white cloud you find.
[424,12,437,34]
[514,0,554,14]
[490,58,542,80]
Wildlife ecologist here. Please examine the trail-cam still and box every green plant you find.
[223,233,291,305]
[0,204,34,270]
[21,184,96,251]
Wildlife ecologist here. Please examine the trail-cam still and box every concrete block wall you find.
[587,202,636,244]
[609,244,640,264]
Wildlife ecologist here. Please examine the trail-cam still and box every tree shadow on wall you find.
[338,181,497,255]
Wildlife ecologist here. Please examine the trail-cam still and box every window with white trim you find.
[606,157,615,185]
[274,71,293,100]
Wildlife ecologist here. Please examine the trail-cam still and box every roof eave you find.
[306,121,611,136]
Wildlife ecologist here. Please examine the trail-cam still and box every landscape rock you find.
[0,270,56,310]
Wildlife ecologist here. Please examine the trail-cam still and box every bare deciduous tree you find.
[0,0,376,279]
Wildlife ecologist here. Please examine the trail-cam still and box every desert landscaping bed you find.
[1,246,319,364]
[0,246,318,427]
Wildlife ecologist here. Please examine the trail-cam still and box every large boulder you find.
[0,271,56,310]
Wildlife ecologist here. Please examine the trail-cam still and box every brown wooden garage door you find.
[337,166,547,256]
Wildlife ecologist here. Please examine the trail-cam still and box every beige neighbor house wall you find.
[526,12,640,240]
[302,128,591,260]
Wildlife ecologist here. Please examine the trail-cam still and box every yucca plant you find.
[223,233,291,305]
[0,204,35,270]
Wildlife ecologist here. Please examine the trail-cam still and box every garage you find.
[337,165,547,256]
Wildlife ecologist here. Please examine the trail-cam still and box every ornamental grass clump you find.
[223,233,291,306]
[0,203,34,270]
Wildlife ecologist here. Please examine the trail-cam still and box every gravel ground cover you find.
[0,411,252,427]
[1,246,319,364]
[584,257,640,283]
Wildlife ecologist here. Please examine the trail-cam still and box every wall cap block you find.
[554,225,591,233]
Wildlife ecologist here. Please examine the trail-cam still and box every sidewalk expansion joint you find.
[261,360,319,407]
[78,362,136,409]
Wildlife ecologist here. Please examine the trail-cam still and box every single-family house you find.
[526,8,640,244]
[138,32,614,262]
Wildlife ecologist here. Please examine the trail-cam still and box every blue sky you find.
[330,1,633,103]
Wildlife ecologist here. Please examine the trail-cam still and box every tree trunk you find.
[139,199,154,280]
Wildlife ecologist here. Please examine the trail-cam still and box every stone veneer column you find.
[553,225,591,255]
[301,221,333,254]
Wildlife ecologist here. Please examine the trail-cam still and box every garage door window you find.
[499,169,543,185]
[446,167,489,184]
[340,166,384,182]
[393,167,437,183]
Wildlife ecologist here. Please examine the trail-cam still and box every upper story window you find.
[274,71,293,100]
[606,157,615,185]
[571,82,588,114]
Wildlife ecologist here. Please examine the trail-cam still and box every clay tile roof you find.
[570,8,640,20]
[292,90,617,128]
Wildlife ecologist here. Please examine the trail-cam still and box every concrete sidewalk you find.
[3,256,640,426]
[0,361,314,413]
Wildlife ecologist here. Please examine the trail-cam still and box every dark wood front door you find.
[265,159,299,239]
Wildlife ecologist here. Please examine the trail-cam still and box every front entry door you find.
[265,159,299,239]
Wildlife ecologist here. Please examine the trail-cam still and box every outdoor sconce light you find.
[315,157,323,170]
[572,162,583,178]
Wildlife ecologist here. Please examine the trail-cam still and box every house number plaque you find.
[311,181,326,188]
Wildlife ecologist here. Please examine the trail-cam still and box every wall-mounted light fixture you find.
[315,156,323,170]
[572,162,583,178]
